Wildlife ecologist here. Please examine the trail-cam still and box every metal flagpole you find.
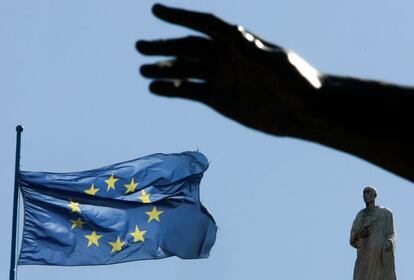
[10,125,23,280]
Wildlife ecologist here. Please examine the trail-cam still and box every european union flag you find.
[18,151,217,266]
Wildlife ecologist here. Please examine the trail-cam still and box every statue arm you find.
[350,215,361,249]
[385,210,396,251]
[350,229,360,249]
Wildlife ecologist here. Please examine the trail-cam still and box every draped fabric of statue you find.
[350,206,396,280]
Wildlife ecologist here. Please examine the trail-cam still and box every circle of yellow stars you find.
[66,174,164,254]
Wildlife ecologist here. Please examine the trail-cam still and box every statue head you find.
[363,186,377,204]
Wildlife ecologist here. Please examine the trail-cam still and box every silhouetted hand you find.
[136,4,320,136]
[137,4,414,182]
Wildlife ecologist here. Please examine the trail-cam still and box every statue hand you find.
[136,4,320,136]
[384,239,393,252]
[361,224,372,236]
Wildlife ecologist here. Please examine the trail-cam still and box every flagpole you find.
[10,125,23,280]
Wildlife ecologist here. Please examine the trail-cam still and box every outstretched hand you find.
[136,4,320,136]
[136,4,414,182]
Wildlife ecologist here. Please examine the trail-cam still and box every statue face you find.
[363,187,377,203]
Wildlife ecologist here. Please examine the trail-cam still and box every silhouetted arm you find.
[303,76,414,181]
[136,4,414,182]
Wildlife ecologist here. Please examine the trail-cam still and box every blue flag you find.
[18,151,217,266]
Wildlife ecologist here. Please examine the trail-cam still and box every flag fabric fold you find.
[18,151,217,266]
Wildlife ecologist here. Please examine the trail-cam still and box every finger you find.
[140,60,209,79]
[136,36,215,60]
[152,3,233,39]
[149,80,210,104]
[236,25,281,50]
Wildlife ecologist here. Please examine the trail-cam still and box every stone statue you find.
[350,187,396,280]
[136,4,414,182]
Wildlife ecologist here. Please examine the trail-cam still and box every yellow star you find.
[145,206,163,223]
[85,231,103,247]
[124,178,139,194]
[85,183,99,195]
[68,200,81,213]
[105,174,119,191]
[109,236,125,253]
[129,225,146,242]
[70,217,86,230]
[138,189,151,203]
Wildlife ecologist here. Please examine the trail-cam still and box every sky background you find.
[1,0,414,279]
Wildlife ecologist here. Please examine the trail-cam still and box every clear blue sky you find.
[1,0,414,279]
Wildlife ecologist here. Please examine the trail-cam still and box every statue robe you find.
[350,206,396,280]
